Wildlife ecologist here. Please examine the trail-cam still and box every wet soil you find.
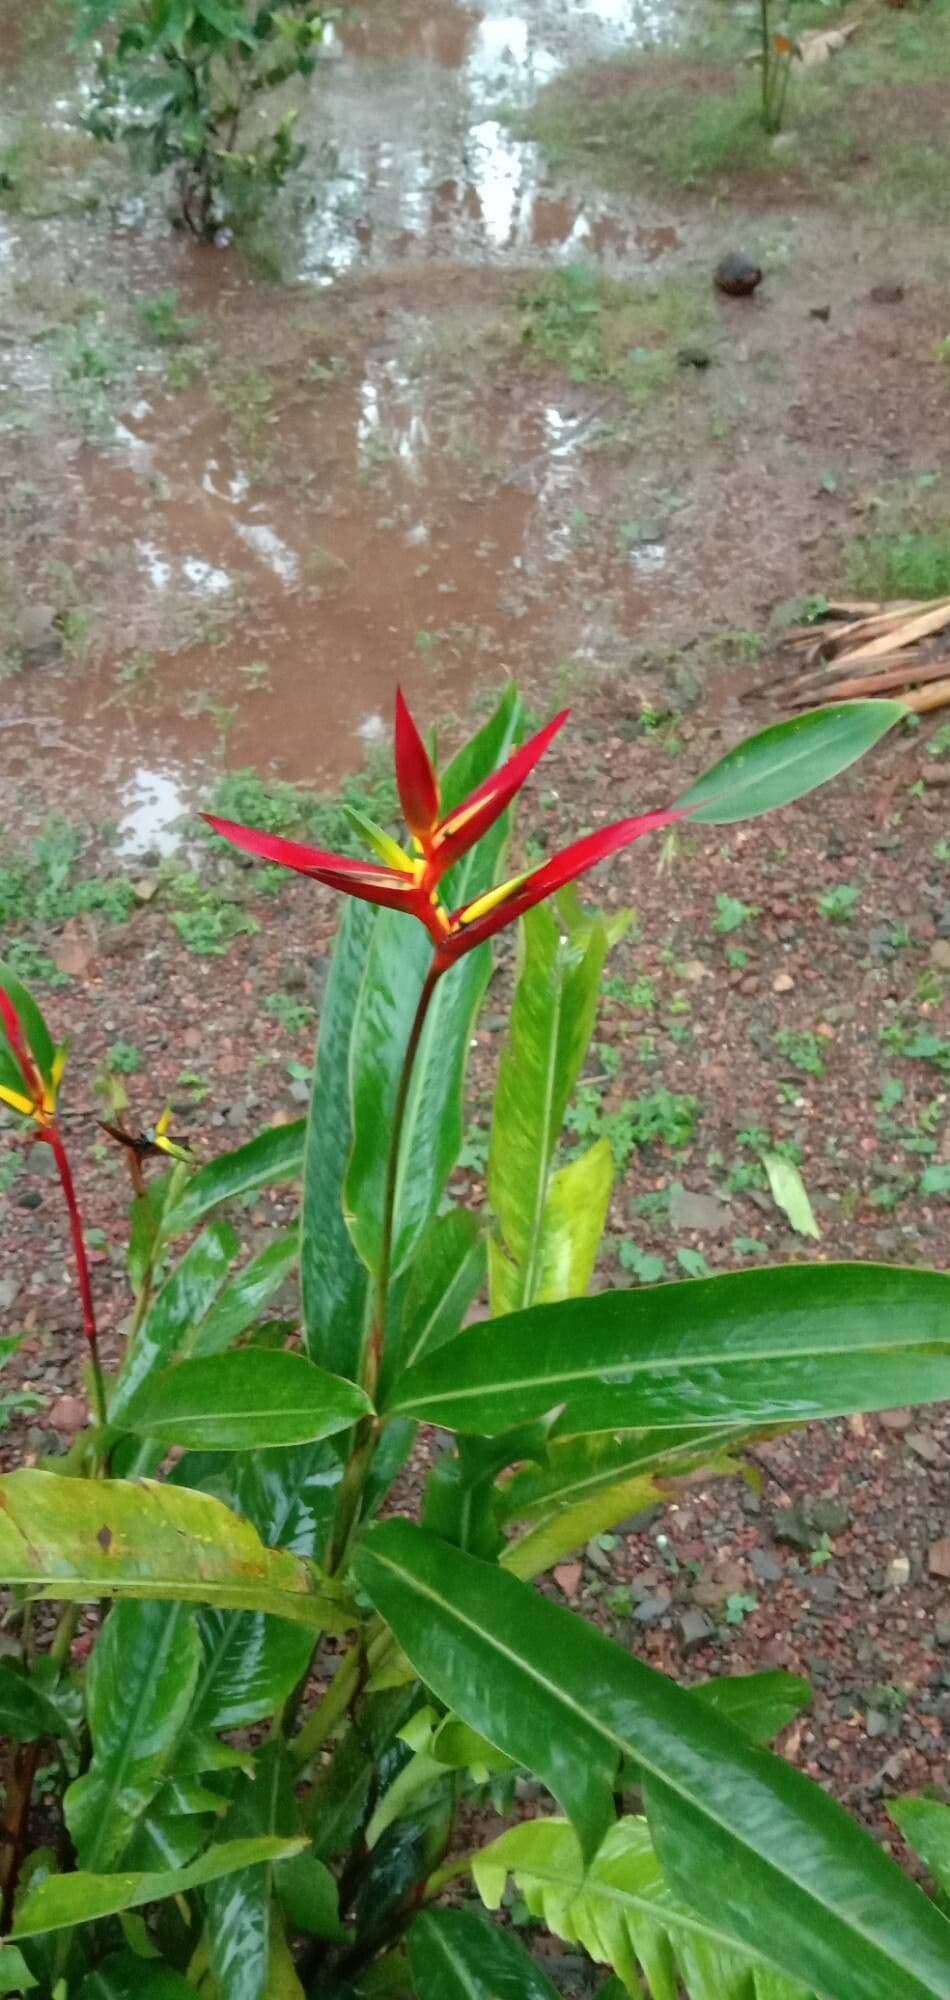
[1,0,949,1895]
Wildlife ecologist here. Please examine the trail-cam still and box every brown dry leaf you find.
[793,19,859,65]
[53,918,98,981]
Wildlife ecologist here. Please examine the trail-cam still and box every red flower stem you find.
[47,1123,107,1430]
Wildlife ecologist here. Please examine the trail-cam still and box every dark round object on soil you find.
[714,252,763,298]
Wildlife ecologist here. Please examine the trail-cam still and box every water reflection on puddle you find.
[295,0,695,281]
[117,767,191,855]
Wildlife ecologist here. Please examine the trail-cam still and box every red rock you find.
[48,1395,87,1433]
[554,1562,583,1599]
[928,1540,950,1580]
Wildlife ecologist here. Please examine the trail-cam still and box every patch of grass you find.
[107,1040,143,1074]
[713,893,758,935]
[519,3,950,211]
[515,264,708,403]
[774,1027,826,1078]
[167,875,260,957]
[567,1083,700,1165]
[136,289,203,347]
[0,819,135,946]
[264,991,316,1035]
[207,754,398,856]
[843,531,950,601]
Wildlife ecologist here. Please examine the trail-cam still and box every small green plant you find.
[106,1039,142,1074]
[618,1240,667,1284]
[168,875,260,956]
[263,990,316,1035]
[757,0,795,132]
[135,288,202,346]
[725,1591,759,1626]
[77,0,329,239]
[927,723,950,759]
[516,264,707,404]
[714,893,758,935]
[818,883,860,922]
[774,1027,826,1078]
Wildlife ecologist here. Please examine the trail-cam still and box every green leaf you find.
[76,1954,194,1999]
[384,1263,950,1434]
[11,1836,307,1937]
[497,1426,750,1528]
[382,1209,484,1393]
[204,1745,296,2000]
[487,903,610,1314]
[187,1445,343,1731]
[346,688,522,1279]
[492,1140,613,1318]
[0,958,55,1088]
[0,1470,349,1629]
[65,1601,202,1871]
[676,702,905,824]
[0,1945,37,1995]
[121,1348,370,1450]
[195,1229,298,1354]
[301,897,375,1379]
[0,1660,72,1743]
[471,1816,814,2000]
[762,1154,820,1240]
[358,1523,950,2000]
[110,1221,239,1422]
[891,1797,950,1897]
[275,1850,348,1940]
[693,1671,812,1745]
[163,1122,305,1236]
[409,1908,560,1999]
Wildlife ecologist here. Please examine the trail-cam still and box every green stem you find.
[423,1853,476,1900]
[327,961,441,1575]
[364,959,441,1403]
[290,1620,392,1772]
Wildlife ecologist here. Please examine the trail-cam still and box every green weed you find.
[774,1028,826,1078]
[207,755,398,857]
[264,991,316,1035]
[818,883,860,922]
[515,264,708,404]
[713,893,758,935]
[844,531,950,600]
[107,1040,143,1074]
[167,876,260,957]
[567,1083,700,1164]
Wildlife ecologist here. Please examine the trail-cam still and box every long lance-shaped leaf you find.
[120,1348,371,1451]
[346,687,522,1280]
[109,1221,238,1423]
[65,1601,202,1871]
[499,1425,751,1578]
[355,1522,950,2000]
[302,895,376,1379]
[487,902,610,1314]
[471,1816,815,2000]
[0,1472,351,1630]
[384,1263,950,1434]
[409,1907,560,2000]
[163,1122,306,1237]
[676,700,905,824]
[10,1836,307,1939]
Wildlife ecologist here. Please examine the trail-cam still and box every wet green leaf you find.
[121,1347,370,1450]
[677,702,905,824]
[66,1601,202,1870]
[301,896,376,1380]
[409,1908,560,1999]
[163,1121,305,1236]
[11,1836,307,1937]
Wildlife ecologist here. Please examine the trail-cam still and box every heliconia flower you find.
[98,1107,195,1165]
[0,982,66,1127]
[204,691,685,971]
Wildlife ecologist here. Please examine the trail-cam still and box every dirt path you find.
[1,0,949,1866]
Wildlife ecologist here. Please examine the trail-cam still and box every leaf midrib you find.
[366,1545,924,1987]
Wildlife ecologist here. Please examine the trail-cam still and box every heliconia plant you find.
[1,684,950,2000]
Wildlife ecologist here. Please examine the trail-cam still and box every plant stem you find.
[290,1619,392,1771]
[47,1124,107,1431]
[327,961,441,1576]
[364,959,441,1403]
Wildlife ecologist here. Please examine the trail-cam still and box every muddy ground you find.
[1,0,949,1897]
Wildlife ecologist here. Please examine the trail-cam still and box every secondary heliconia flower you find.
[204,690,684,973]
[98,1107,195,1165]
[0,984,66,1128]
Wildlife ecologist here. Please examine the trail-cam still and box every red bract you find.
[204,691,684,970]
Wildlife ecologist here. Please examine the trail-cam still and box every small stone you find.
[869,281,904,305]
[810,1575,838,1605]
[885,1555,911,1590]
[0,1276,20,1313]
[632,1592,671,1625]
[772,971,795,993]
[773,1506,814,1549]
[669,1185,731,1234]
[18,602,63,666]
[879,1408,913,1432]
[906,1431,942,1465]
[132,876,160,904]
[47,1394,87,1433]
[751,1548,783,1583]
[554,1562,583,1599]
[928,1540,950,1580]
[809,1497,851,1536]
[678,1608,714,1651]
[866,1709,889,1739]
[809,304,831,322]
[934,1618,950,1647]
[930,940,950,971]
